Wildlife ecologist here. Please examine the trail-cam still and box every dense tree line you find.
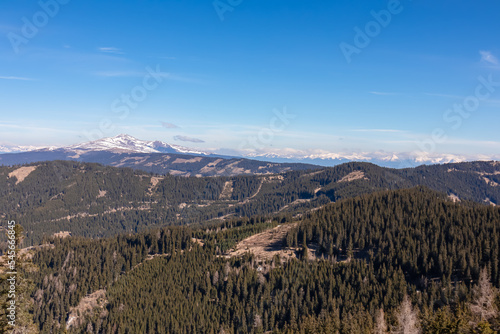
[27,227,192,333]
[13,187,499,333]
[286,187,500,287]
[93,251,408,333]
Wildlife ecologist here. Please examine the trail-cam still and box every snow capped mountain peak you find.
[0,134,212,156]
[66,134,210,155]
[68,135,156,153]
[114,133,135,139]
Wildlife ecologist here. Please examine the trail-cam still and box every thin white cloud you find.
[0,122,76,133]
[92,70,199,83]
[98,47,124,55]
[161,121,180,129]
[0,76,35,81]
[12,48,133,71]
[351,129,405,133]
[93,70,172,78]
[424,92,464,99]
[435,138,500,147]
[0,24,22,34]
[173,135,205,143]
[93,71,145,77]
[484,99,500,107]
[369,91,399,96]
[480,50,498,65]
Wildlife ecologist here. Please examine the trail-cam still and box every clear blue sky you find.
[1,0,500,158]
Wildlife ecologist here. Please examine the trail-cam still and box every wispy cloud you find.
[0,24,20,34]
[92,70,199,83]
[351,129,405,133]
[424,92,464,99]
[369,91,399,96]
[93,71,146,77]
[0,76,35,81]
[18,48,133,68]
[0,122,75,133]
[173,135,205,143]
[98,47,124,55]
[480,50,498,65]
[93,70,174,79]
[438,138,500,147]
[484,99,500,107]
[160,121,180,129]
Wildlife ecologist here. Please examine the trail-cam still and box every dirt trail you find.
[277,199,311,213]
[239,178,264,204]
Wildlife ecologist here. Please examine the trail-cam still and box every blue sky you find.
[1,0,500,159]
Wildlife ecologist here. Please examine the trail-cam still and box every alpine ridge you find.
[56,134,210,155]
[1,134,499,168]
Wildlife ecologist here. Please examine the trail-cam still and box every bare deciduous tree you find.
[212,270,219,285]
[392,295,421,334]
[470,267,499,323]
[253,313,262,329]
[374,308,388,334]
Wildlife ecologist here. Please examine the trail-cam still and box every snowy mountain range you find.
[66,134,210,156]
[0,134,498,168]
[0,144,57,154]
[0,134,210,156]
[244,150,495,168]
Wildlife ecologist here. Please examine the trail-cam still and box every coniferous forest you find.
[1,162,500,333]
[2,0,500,332]
[0,160,499,247]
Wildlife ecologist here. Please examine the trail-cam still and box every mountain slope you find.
[0,151,318,177]
[22,187,500,333]
[1,160,499,246]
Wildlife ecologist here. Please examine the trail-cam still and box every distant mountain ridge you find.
[1,134,498,169]
[245,151,495,168]
[0,134,318,177]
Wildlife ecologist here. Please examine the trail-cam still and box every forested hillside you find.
[0,150,318,177]
[4,187,499,333]
[1,160,499,246]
